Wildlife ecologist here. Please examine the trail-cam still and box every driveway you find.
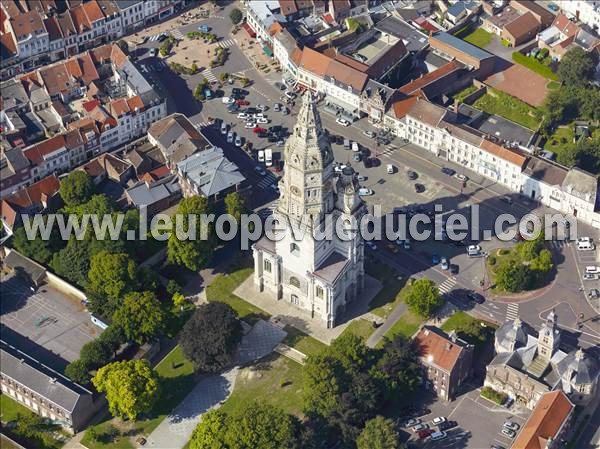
[144,320,286,449]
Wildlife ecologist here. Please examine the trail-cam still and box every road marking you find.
[195,121,212,129]
[506,303,519,321]
[171,29,184,39]
[438,277,457,294]
[201,68,217,83]
[218,38,236,49]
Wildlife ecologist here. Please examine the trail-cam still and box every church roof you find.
[496,318,535,351]
[555,348,599,386]
[313,252,350,284]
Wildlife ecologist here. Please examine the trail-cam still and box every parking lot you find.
[0,272,100,370]
[406,387,531,449]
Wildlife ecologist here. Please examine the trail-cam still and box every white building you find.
[555,0,600,31]
[253,92,366,328]
[246,1,282,43]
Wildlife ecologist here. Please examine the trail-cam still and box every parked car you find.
[274,103,281,111]
[149,48,157,57]
[456,174,468,182]
[403,239,411,250]
[414,183,425,193]
[589,289,600,299]
[503,422,520,431]
[412,423,427,432]
[284,91,296,99]
[441,167,456,176]
[417,429,434,440]
[432,417,447,425]
[227,131,234,143]
[450,264,459,275]
[357,174,366,182]
[253,127,267,134]
[363,130,375,138]
[432,253,440,264]
[467,291,485,304]
[336,118,351,126]
[583,273,599,281]
[257,117,269,124]
[222,96,235,104]
[585,266,600,274]
[438,420,457,431]
[281,107,289,115]
[237,112,248,120]
[430,431,448,441]
[405,418,421,428]
[407,170,418,180]
[275,82,286,90]
[358,188,374,196]
[501,428,516,439]
[257,104,268,111]
[235,135,242,147]
[353,153,361,162]
[366,241,377,250]
[245,122,256,129]
[440,257,449,270]
[220,122,228,134]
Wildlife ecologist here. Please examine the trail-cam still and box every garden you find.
[486,234,554,293]
[512,49,559,81]
[461,28,493,48]
[480,386,507,405]
[473,87,540,130]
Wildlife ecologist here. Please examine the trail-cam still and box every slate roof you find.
[555,348,599,386]
[561,168,598,203]
[430,31,494,61]
[0,340,93,414]
[496,318,536,351]
[313,252,350,284]
[523,157,568,186]
[126,175,180,208]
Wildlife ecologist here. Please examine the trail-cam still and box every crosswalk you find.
[201,68,217,83]
[257,203,278,219]
[438,277,457,294]
[257,173,277,189]
[171,29,184,40]
[506,303,519,321]
[194,121,212,130]
[147,34,162,42]
[379,146,396,157]
[218,38,236,49]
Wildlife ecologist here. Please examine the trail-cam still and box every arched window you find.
[264,260,272,273]
[290,242,300,255]
[289,277,300,288]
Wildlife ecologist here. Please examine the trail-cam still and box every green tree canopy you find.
[229,8,243,24]
[167,196,215,271]
[404,278,443,318]
[180,302,242,372]
[59,171,94,207]
[224,192,245,224]
[495,262,531,292]
[65,359,92,385]
[112,291,165,344]
[11,223,61,265]
[93,359,160,420]
[189,409,229,449]
[79,339,113,369]
[87,251,137,316]
[357,416,403,449]
[557,47,595,86]
[377,334,422,396]
[51,238,91,287]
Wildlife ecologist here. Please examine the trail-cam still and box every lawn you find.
[206,267,270,323]
[376,309,423,348]
[453,85,478,103]
[218,353,305,418]
[365,259,407,318]
[544,126,575,161]
[462,28,492,48]
[441,311,496,356]
[0,395,65,449]
[473,88,539,130]
[342,318,376,341]
[512,52,558,81]
[80,421,134,449]
[282,325,326,356]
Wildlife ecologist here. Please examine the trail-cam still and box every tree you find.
[173,292,186,308]
[225,192,245,224]
[97,324,125,355]
[60,171,94,207]
[167,279,182,296]
[240,77,250,87]
[191,62,198,74]
[557,47,595,86]
[71,193,114,219]
[65,359,92,385]
[404,278,443,318]
[495,262,531,292]
[219,72,229,82]
[229,8,243,25]
[303,353,345,418]
[531,249,553,274]
[51,238,91,287]
[93,359,160,420]
[189,409,229,449]
[357,416,402,449]
[80,339,113,369]
[224,402,300,449]
[112,291,165,344]
[11,224,59,265]
[180,302,242,372]
[378,334,422,396]
[87,251,137,316]
[167,196,215,271]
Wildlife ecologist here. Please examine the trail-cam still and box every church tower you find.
[538,309,561,360]
[252,91,365,328]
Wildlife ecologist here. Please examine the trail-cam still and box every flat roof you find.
[375,16,429,53]
[0,272,101,372]
[457,104,534,146]
[431,31,493,61]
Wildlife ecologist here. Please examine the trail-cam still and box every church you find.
[252,92,366,329]
[484,310,599,409]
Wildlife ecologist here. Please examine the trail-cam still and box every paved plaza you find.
[144,320,286,449]
[234,274,382,344]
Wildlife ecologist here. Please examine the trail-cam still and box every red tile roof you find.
[334,53,369,72]
[414,326,464,372]
[552,13,579,37]
[503,12,540,39]
[480,139,527,167]
[11,10,45,40]
[279,0,298,16]
[43,16,63,41]
[1,175,61,227]
[512,391,573,449]
[400,60,463,95]
[23,135,66,164]
[392,95,419,119]
[0,32,17,58]
[70,4,91,32]
[82,0,105,23]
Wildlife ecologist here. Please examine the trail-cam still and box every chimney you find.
[453,99,459,115]
[446,342,452,351]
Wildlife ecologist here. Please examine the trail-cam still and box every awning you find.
[262,45,273,57]
[242,22,256,38]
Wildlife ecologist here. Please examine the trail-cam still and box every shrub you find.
[499,249,510,255]
[240,77,250,87]
[481,386,508,405]
[229,8,243,25]
[219,72,229,82]
[488,255,497,266]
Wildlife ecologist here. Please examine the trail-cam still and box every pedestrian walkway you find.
[144,320,286,449]
[201,68,217,83]
[195,121,213,129]
[171,28,185,39]
[257,173,277,189]
[438,277,457,294]
[506,303,519,321]
[274,343,307,365]
[218,38,236,49]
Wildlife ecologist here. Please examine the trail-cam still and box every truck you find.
[258,150,265,163]
[265,148,273,167]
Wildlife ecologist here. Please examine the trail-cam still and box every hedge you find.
[512,52,558,81]
[481,386,508,405]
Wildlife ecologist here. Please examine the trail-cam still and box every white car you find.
[357,174,366,182]
[336,118,350,127]
[257,104,268,111]
[358,188,373,196]
[585,266,600,274]
[405,418,421,428]
[149,48,157,57]
[254,166,267,176]
[430,431,448,441]
[235,135,242,147]
[432,417,446,425]
[467,245,482,256]
[276,140,284,146]
[220,122,228,134]
[333,164,347,173]
[227,131,234,143]
[257,117,269,124]
[222,96,235,104]
[352,141,359,152]
[363,130,375,138]
[366,241,377,250]
[245,122,256,129]
[440,257,449,270]
[456,174,468,182]
[237,112,248,119]
[583,273,599,281]
[284,91,295,99]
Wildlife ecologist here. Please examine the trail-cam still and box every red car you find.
[253,127,267,134]
[236,99,249,106]
[417,429,434,440]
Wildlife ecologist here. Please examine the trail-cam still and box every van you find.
[352,141,359,152]
[265,149,273,167]
[577,239,595,251]
[344,139,350,150]
[387,164,395,174]
[258,150,265,163]
[430,431,447,441]
[467,245,481,257]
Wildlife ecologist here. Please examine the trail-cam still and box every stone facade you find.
[253,92,365,328]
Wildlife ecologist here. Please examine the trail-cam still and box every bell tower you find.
[538,309,560,360]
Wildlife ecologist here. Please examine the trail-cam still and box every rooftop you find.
[457,103,534,146]
[374,16,429,53]
[430,31,494,62]
[414,326,471,373]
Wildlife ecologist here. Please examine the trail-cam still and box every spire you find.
[547,309,557,326]
[293,90,324,143]
[575,348,584,361]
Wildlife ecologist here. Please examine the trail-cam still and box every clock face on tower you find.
[290,185,301,196]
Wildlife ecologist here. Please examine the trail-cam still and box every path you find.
[144,320,286,449]
[366,302,407,348]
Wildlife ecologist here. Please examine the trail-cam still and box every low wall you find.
[45,271,87,302]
